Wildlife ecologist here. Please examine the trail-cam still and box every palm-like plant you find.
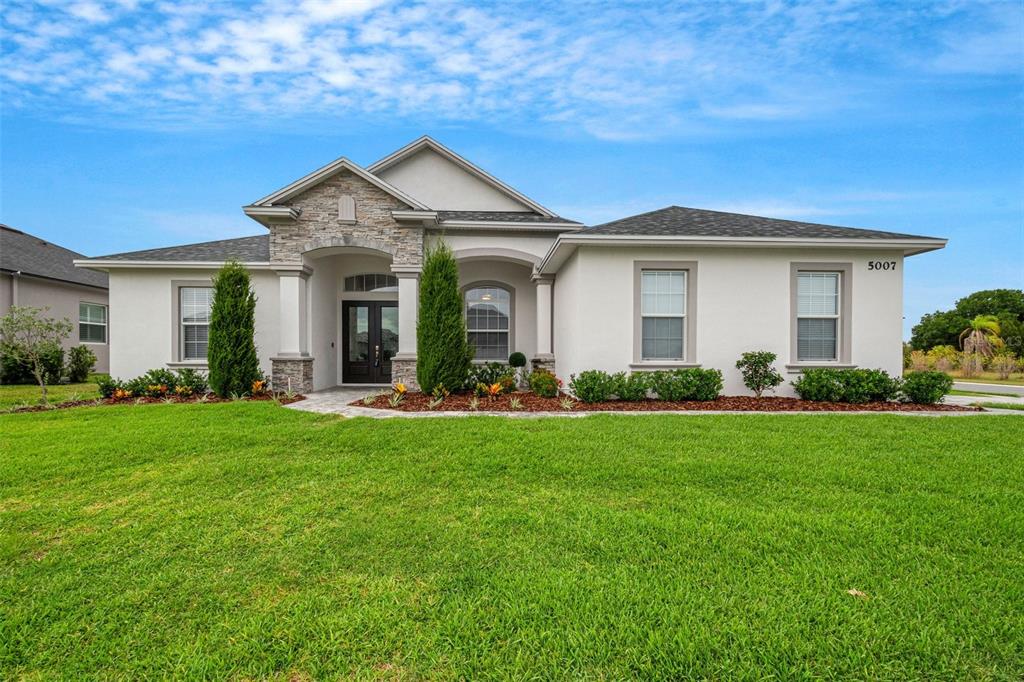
[959,315,1002,357]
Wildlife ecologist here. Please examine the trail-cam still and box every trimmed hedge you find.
[569,370,618,403]
[648,368,723,401]
[902,371,953,405]
[613,372,650,401]
[793,368,901,403]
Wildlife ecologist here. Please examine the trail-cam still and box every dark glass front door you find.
[342,301,398,384]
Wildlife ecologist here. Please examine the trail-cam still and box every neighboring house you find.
[75,136,946,395]
[2,224,110,373]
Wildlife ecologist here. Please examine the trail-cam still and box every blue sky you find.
[2,0,1022,337]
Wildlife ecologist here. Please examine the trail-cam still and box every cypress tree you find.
[207,260,261,397]
[416,241,472,393]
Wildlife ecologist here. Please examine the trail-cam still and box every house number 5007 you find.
[868,261,896,271]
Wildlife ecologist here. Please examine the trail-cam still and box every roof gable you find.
[368,136,554,216]
[247,157,428,210]
[1,225,108,288]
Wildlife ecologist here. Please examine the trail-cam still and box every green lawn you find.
[976,401,1024,411]
[0,381,100,410]
[2,404,1022,679]
[946,371,1024,386]
[950,388,1020,398]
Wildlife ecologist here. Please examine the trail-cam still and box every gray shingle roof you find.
[91,234,270,262]
[1,225,108,288]
[437,210,580,225]
[585,206,938,240]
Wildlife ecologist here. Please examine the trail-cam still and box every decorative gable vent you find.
[338,194,356,223]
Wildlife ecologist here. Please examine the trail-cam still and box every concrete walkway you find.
[286,387,1020,418]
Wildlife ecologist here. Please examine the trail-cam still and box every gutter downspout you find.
[11,270,20,307]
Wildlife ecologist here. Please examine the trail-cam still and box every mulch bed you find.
[355,392,979,413]
[7,393,306,414]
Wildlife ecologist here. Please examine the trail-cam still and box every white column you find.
[276,269,310,356]
[394,268,419,359]
[534,274,554,359]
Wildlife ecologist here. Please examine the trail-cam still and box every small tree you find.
[735,350,784,398]
[207,260,261,397]
[0,306,73,404]
[417,241,473,393]
[959,314,1001,358]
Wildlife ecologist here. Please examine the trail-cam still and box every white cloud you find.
[1,0,1020,137]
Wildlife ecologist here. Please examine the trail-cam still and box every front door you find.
[342,301,398,384]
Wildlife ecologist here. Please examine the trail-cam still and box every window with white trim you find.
[79,303,107,343]
[180,287,213,360]
[641,270,686,360]
[796,272,840,361]
[344,273,398,292]
[465,285,511,361]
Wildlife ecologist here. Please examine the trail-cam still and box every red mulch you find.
[355,392,979,413]
[7,393,306,414]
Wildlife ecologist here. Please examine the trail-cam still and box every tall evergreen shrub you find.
[207,260,261,397]
[417,241,472,393]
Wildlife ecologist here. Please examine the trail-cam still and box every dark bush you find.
[96,375,122,398]
[174,368,209,394]
[417,242,473,394]
[528,369,560,398]
[508,352,527,368]
[648,368,723,401]
[208,261,261,398]
[901,371,953,405]
[569,370,617,403]
[1,342,64,384]
[467,362,514,391]
[67,345,97,383]
[793,368,902,403]
[613,372,650,401]
[735,351,784,398]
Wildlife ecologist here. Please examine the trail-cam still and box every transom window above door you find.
[465,285,511,361]
[344,274,398,293]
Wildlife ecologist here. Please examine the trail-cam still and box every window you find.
[180,287,213,360]
[79,303,107,343]
[344,273,398,293]
[465,285,511,361]
[640,270,686,360]
[796,272,840,361]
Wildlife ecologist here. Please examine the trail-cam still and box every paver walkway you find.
[286,387,1021,418]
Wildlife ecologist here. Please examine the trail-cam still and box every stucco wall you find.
[2,273,110,373]
[107,268,279,380]
[553,246,905,397]
[437,232,557,265]
[376,148,529,211]
[457,260,537,363]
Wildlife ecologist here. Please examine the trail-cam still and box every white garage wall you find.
[553,246,905,396]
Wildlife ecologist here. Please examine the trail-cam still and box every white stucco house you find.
[76,136,947,395]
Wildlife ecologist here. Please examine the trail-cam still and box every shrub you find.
[67,345,97,383]
[97,375,123,398]
[208,261,261,398]
[175,367,208,394]
[909,350,930,372]
[1,340,64,385]
[467,362,515,393]
[901,371,953,404]
[508,352,527,368]
[991,352,1017,380]
[793,368,901,403]
[926,345,958,371]
[417,242,472,394]
[735,351,784,398]
[612,372,649,401]
[959,352,984,378]
[648,368,723,401]
[569,370,617,403]
[528,369,560,398]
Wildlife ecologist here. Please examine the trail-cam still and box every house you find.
[2,224,110,373]
[75,136,946,395]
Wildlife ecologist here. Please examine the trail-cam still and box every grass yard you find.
[975,402,1024,411]
[946,370,1024,386]
[1,404,1022,679]
[950,389,1020,398]
[0,381,100,410]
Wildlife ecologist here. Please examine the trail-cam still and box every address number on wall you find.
[868,261,897,271]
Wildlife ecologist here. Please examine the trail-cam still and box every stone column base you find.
[391,355,418,391]
[531,354,556,377]
[271,356,314,394]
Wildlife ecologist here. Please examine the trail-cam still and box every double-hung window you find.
[180,287,213,361]
[640,270,686,360]
[796,271,841,361]
[79,303,107,343]
[465,285,511,361]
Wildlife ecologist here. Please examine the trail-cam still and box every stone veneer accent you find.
[391,358,418,391]
[272,169,424,265]
[531,355,556,377]
[272,357,314,394]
